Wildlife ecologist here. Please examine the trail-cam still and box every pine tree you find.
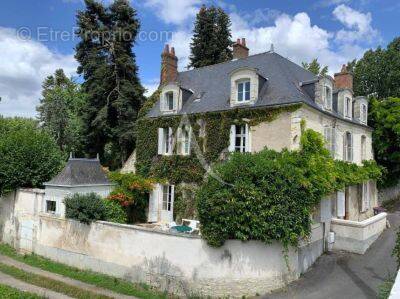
[302,58,328,76]
[75,0,144,168]
[189,6,233,69]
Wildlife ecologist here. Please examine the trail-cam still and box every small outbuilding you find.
[43,157,114,217]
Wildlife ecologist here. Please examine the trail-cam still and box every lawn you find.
[0,284,43,299]
[0,243,170,299]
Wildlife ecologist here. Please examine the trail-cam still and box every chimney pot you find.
[160,44,178,86]
[334,65,353,91]
[237,38,241,44]
[171,47,175,55]
[241,38,246,47]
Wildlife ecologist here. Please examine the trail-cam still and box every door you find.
[19,220,34,253]
[148,185,160,222]
[160,185,174,223]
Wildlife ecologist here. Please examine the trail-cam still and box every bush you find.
[0,117,64,195]
[65,193,107,224]
[393,230,400,269]
[197,129,382,248]
[104,199,128,224]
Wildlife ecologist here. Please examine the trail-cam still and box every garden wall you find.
[0,189,325,297]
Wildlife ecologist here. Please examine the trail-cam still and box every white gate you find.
[19,220,34,253]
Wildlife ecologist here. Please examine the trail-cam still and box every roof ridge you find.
[178,51,273,75]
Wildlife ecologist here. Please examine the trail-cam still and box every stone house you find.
[128,38,378,231]
[43,157,114,217]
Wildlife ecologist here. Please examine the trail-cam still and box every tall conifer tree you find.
[75,0,144,168]
[189,6,233,69]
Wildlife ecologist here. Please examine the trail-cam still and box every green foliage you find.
[107,172,155,223]
[65,193,107,224]
[393,229,400,269]
[189,5,233,69]
[196,128,382,248]
[104,199,128,224]
[136,105,300,184]
[76,0,145,168]
[0,117,64,195]
[0,243,168,299]
[0,284,42,299]
[369,97,400,187]
[37,69,86,155]
[302,58,328,76]
[352,37,400,98]
[174,184,198,223]
[378,277,395,299]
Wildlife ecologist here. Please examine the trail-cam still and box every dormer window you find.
[160,86,180,113]
[166,92,174,110]
[324,86,332,110]
[237,80,250,102]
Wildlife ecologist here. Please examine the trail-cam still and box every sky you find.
[0,0,398,117]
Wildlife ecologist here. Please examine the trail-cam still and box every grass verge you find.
[0,262,112,299]
[378,277,395,299]
[0,243,169,299]
[0,284,43,299]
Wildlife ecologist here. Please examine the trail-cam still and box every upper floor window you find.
[324,86,332,110]
[161,91,177,112]
[343,131,353,162]
[229,124,250,153]
[237,80,251,102]
[177,126,191,156]
[344,97,352,118]
[361,135,367,161]
[324,126,336,158]
[158,127,173,155]
[360,104,367,124]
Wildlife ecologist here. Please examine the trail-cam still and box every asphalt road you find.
[263,212,399,299]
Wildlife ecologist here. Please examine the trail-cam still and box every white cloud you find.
[143,78,159,97]
[0,27,77,117]
[333,4,378,42]
[143,0,202,25]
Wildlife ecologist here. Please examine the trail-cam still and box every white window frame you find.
[344,97,352,119]
[324,86,332,110]
[45,199,57,214]
[361,181,370,212]
[161,91,177,112]
[360,103,367,124]
[177,126,192,156]
[229,124,251,153]
[324,126,336,158]
[162,185,174,212]
[237,79,251,103]
[158,127,173,155]
[343,131,353,162]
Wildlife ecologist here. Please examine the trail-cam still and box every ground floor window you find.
[46,200,56,214]
[230,124,250,153]
[162,185,174,211]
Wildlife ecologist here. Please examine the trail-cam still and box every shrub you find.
[0,117,64,195]
[197,129,382,248]
[393,230,400,269]
[64,193,107,224]
[104,199,128,224]
[107,172,155,223]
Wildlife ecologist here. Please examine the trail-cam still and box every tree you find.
[37,69,86,155]
[76,0,145,168]
[188,5,233,69]
[301,59,328,76]
[0,117,64,195]
[352,37,400,98]
[369,97,400,187]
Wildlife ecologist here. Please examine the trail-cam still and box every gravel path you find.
[0,254,138,299]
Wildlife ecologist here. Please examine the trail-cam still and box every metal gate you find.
[19,220,34,253]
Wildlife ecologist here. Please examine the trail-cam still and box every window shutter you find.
[229,125,236,152]
[148,184,160,222]
[170,185,175,212]
[338,97,344,116]
[245,124,251,152]
[168,127,173,155]
[158,128,164,155]
[337,191,345,217]
[343,133,346,161]
[350,133,353,162]
[176,127,182,155]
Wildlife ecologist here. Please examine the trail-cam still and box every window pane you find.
[245,81,250,101]
[166,92,174,110]
[46,201,56,213]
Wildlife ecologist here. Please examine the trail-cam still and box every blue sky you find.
[0,0,398,117]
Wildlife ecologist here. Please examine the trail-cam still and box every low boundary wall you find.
[331,212,387,254]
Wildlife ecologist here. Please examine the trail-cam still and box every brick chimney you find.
[334,64,353,91]
[233,38,249,59]
[160,44,178,86]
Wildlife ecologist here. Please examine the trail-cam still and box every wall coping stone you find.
[331,212,387,228]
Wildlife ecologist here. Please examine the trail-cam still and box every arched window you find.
[343,132,353,162]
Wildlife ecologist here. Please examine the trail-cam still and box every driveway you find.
[263,212,399,299]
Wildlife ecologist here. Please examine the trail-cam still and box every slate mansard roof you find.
[147,51,320,118]
[45,158,113,187]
